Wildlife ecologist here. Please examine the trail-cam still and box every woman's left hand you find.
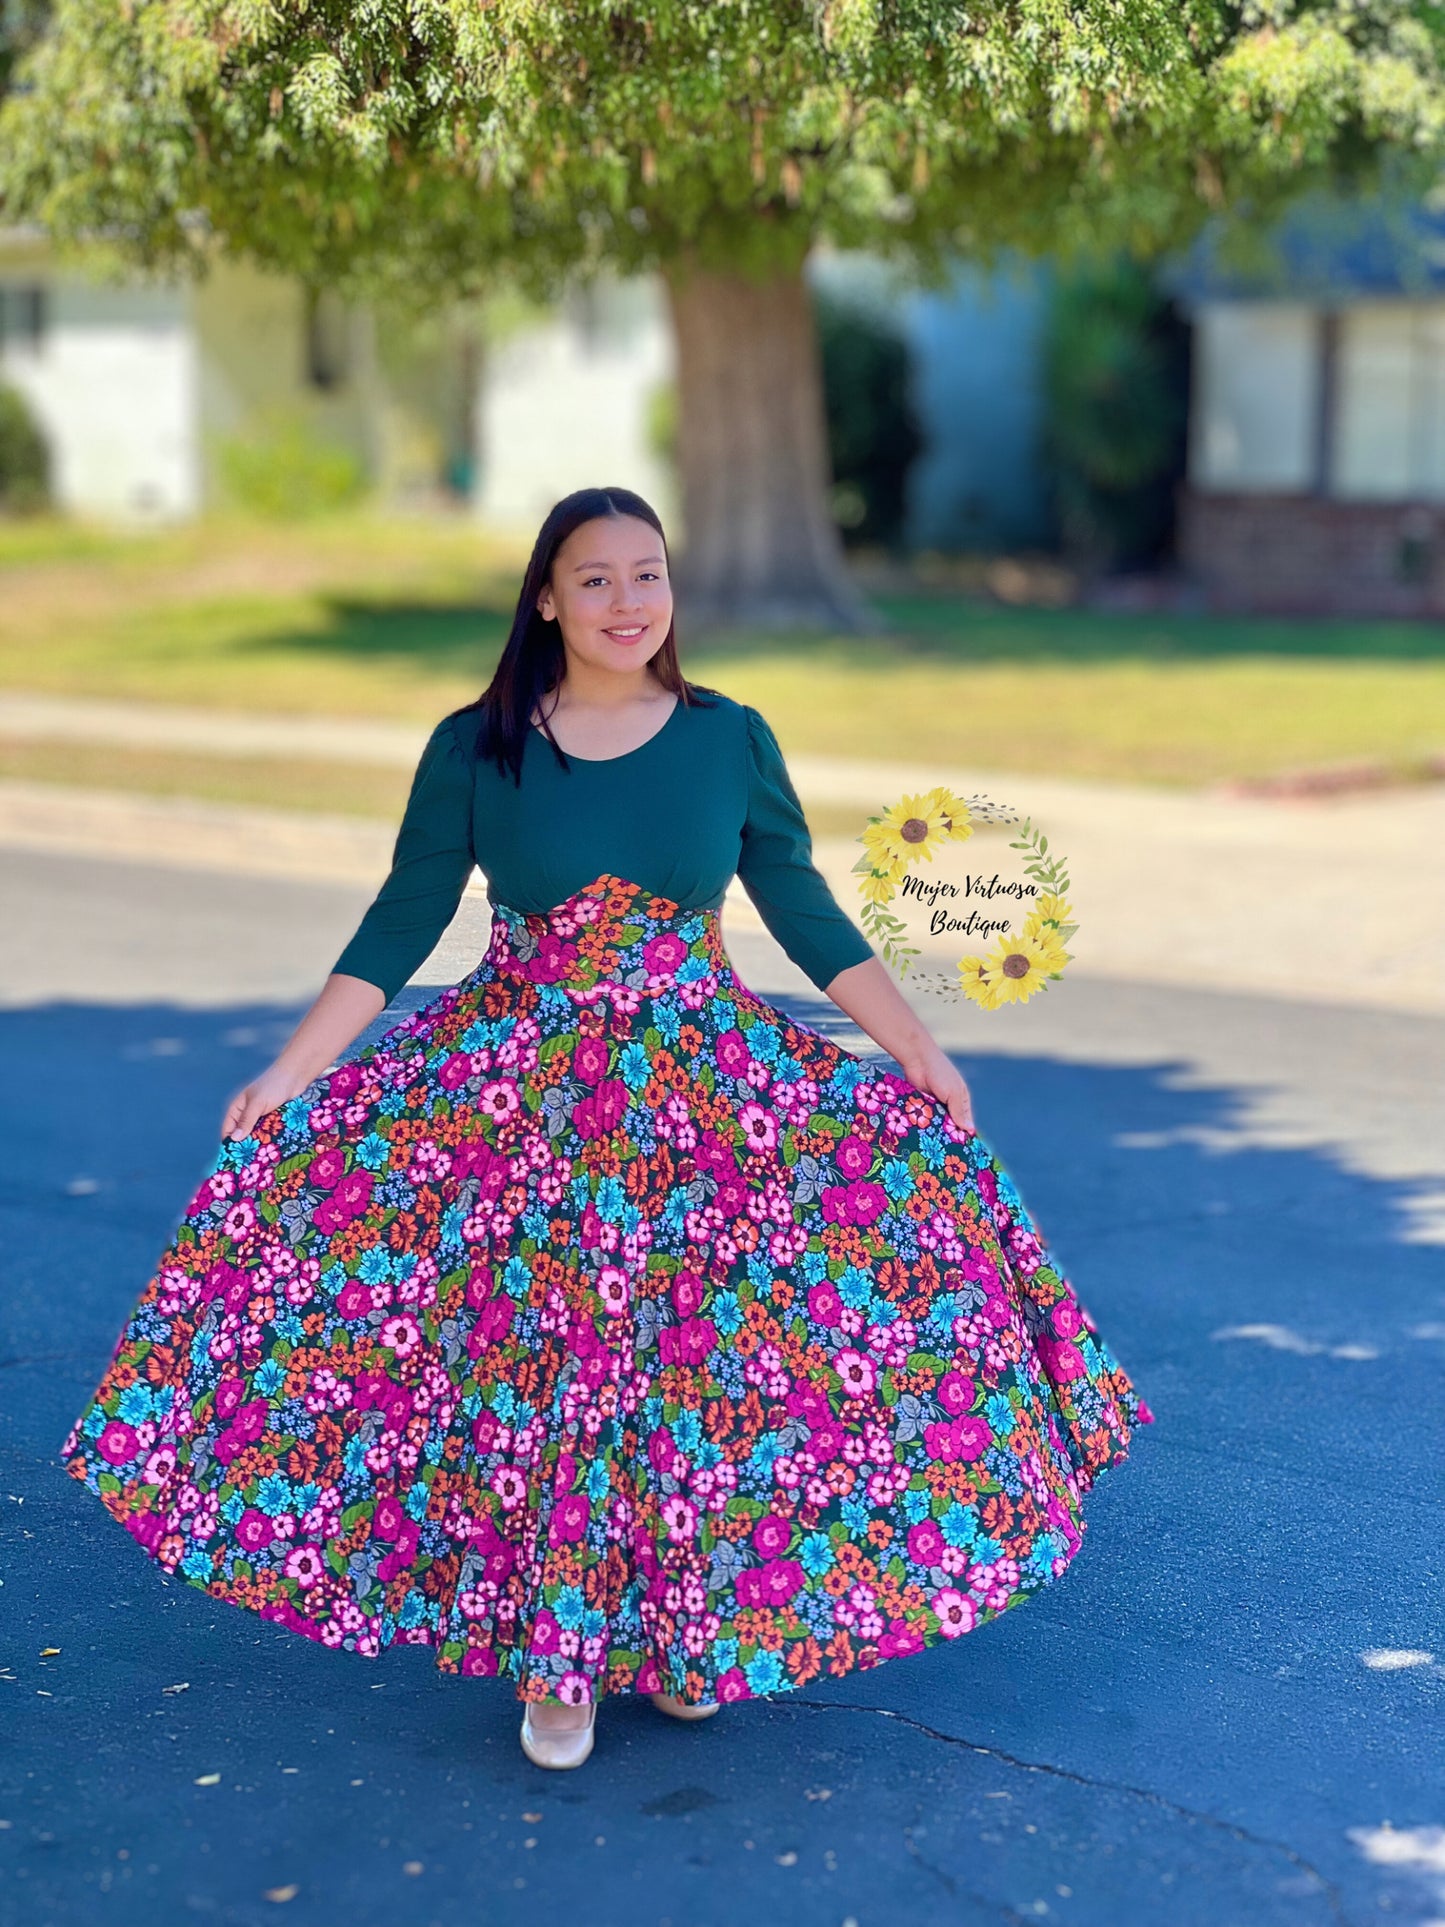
[898,1038,976,1134]
[821,957,976,1134]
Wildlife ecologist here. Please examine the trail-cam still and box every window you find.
[1331,302,1445,501]
[0,284,47,352]
[1189,303,1320,492]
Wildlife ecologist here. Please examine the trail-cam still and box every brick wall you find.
[1178,490,1445,617]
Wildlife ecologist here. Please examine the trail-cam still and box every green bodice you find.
[331,688,874,1001]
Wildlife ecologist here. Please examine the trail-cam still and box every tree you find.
[4,3,1445,628]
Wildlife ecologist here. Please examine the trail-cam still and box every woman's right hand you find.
[221,1063,315,1141]
[218,973,387,1142]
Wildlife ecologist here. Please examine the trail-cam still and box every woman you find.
[63,486,1154,1771]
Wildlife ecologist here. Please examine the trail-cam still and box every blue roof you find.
[1163,192,1445,303]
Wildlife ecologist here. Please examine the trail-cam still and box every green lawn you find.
[2,513,1443,788]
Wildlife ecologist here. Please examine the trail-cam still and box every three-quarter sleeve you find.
[331,714,477,1003]
[735,705,875,992]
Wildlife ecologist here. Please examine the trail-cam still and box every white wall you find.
[0,266,200,519]
[191,261,380,502]
[473,273,677,533]
[1189,302,1320,493]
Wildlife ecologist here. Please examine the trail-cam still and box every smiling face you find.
[536,513,674,677]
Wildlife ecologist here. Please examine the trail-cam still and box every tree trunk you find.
[661,255,882,634]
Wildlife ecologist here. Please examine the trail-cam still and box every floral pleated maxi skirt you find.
[63,874,1155,1705]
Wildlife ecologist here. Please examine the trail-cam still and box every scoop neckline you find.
[529,693,682,765]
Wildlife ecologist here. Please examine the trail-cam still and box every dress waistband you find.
[486,874,730,994]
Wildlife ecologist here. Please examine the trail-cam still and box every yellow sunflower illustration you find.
[957,954,1000,1010]
[858,785,1071,1005]
[862,793,956,871]
[1032,924,1073,973]
[984,926,1065,1004]
[1022,909,1072,960]
[1030,891,1072,926]
[922,786,975,843]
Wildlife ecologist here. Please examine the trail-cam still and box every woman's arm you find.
[218,713,480,1142]
[221,973,387,1140]
[823,956,976,1133]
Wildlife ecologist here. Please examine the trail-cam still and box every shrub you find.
[0,381,51,514]
[1039,259,1190,571]
[214,407,367,519]
[815,288,924,552]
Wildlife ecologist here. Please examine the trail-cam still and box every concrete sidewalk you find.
[0,692,437,770]
[0,685,1439,1015]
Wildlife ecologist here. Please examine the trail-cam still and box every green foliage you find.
[212,406,366,520]
[816,286,923,550]
[1040,258,1190,570]
[0,381,51,514]
[5,3,1445,303]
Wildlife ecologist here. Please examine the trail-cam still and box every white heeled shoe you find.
[649,1691,720,1722]
[520,1701,596,1769]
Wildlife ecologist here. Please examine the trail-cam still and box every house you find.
[1169,197,1445,616]
[0,230,682,527]
[0,230,484,519]
[2,227,1058,553]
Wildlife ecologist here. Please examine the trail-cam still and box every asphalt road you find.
[2,848,1442,1927]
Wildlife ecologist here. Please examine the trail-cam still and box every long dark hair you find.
[457,485,717,783]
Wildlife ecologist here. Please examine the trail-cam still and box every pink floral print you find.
[62,875,1154,1705]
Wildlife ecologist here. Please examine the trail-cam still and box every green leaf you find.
[725,1495,763,1520]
